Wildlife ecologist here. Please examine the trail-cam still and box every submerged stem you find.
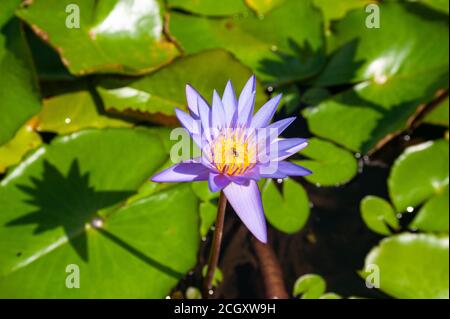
[202,191,227,298]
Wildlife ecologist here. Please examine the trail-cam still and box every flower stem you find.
[252,237,289,299]
[202,191,227,298]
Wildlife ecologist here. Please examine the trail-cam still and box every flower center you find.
[209,128,256,176]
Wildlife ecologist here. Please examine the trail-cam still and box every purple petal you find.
[268,138,308,161]
[251,94,282,128]
[198,96,212,142]
[222,80,237,126]
[238,75,256,110]
[256,161,311,179]
[255,117,296,154]
[223,180,267,243]
[175,108,203,148]
[212,90,226,132]
[237,91,256,126]
[277,161,312,176]
[208,173,230,192]
[185,84,201,116]
[265,117,296,136]
[151,161,210,182]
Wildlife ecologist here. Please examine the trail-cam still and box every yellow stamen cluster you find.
[209,128,256,176]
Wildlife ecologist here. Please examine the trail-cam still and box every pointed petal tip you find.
[253,229,268,243]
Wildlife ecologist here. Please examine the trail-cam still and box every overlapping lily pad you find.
[304,2,449,153]
[0,19,41,146]
[0,128,200,298]
[262,179,310,234]
[363,233,449,299]
[0,122,41,174]
[96,49,266,120]
[17,0,179,75]
[169,0,325,85]
[38,90,132,134]
[293,138,358,186]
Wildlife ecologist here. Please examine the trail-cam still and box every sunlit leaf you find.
[37,90,132,134]
[262,179,310,234]
[97,49,266,120]
[360,196,399,236]
[293,274,326,299]
[410,185,449,233]
[388,140,449,212]
[0,122,41,174]
[294,138,358,186]
[305,2,448,153]
[0,128,200,298]
[17,0,179,75]
[169,0,325,85]
[363,233,449,299]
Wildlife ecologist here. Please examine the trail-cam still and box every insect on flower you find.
[151,75,311,243]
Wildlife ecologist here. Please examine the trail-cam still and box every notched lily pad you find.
[360,196,399,236]
[262,178,310,234]
[294,138,358,186]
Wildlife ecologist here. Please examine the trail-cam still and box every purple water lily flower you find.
[151,75,311,243]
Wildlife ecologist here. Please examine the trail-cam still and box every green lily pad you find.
[0,122,42,174]
[0,128,201,298]
[169,0,325,85]
[312,0,372,30]
[410,185,449,233]
[319,292,342,299]
[262,179,310,234]
[293,138,358,186]
[363,233,449,299]
[97,49,266,119]
[0,0,21,27]
[293,273,326,299]
[192,182,219,203]
[424,96,449,127]
[305,2,448,153]
[0,19,41,146]
[360,196,399,236]
[17,0,179,75]
[316,2,448,86]
[168,0,248,16]
[199,201,217,238]
[37,90,132,134]
[245,0,287,15]
[388,140,449,213]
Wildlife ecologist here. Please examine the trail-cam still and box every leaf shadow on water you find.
[5,160,134,262]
